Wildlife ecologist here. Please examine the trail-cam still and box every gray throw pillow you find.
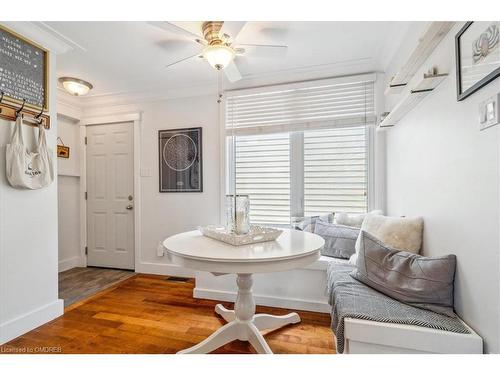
[292,213,334,232]
[351,231,457,317]
[313,221,360,259]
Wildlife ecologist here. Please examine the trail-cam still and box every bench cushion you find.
[327,263,470,353]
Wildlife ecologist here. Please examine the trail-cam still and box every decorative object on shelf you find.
[58,77,93,96]
[158,127,202,192]
[379,69,448,128]
[478,93,500,131]
[456,22,500,101]
[226,194,250,235]
[199,225,283,246]
[0,25,49,111]
[386,22,455,95]
[56,137,70,158]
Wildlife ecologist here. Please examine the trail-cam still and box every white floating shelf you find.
[385,22,455,95]
[379,73,448,128]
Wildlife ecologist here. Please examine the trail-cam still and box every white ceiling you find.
[42,21,414,98]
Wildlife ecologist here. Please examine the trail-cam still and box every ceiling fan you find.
[148,21,288,82]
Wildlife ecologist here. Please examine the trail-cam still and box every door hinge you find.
[85,246,88,255]
[84,136,88,145]
[84,191,88,200]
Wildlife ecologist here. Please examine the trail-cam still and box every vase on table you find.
[226,194,250,235]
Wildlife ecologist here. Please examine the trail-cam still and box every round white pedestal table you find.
[162,229,325,354]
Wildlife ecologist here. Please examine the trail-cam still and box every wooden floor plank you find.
[0,274,336,354]
[59,267,135,307]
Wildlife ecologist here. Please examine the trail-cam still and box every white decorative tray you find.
[199,225,283,246]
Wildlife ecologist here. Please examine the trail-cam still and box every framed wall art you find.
[456,22,500,101]
[0,24,49,111]
[158,127,203,193]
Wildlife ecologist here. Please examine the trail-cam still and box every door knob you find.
[126,205,133,210]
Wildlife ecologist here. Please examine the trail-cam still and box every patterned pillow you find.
[313,221,360,259]
[351,231,457,317]
[291,213,334,232]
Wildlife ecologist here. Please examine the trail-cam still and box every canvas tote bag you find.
[6,116,54,189]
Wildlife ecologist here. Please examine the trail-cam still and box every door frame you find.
[79,113,142,270]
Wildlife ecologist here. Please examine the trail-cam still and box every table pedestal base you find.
[177,274,300,354]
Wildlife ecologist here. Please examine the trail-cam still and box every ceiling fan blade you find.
[165,53,200,68]
[148,21,202,41]
[237,44,288,58]
[157,39,201,56]
[234,47,246,55]
[224,61,242,82]
[219,21,247,42]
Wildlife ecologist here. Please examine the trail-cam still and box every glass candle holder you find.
[226,195,250,235]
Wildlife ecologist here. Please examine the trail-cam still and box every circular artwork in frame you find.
[162,134,198,172]
[158,127,203,193]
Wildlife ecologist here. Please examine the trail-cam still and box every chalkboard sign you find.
[0,25,49,110]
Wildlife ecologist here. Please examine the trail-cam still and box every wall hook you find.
[35,107,44,124]
[35,107,44,119]
[15,99,26,117]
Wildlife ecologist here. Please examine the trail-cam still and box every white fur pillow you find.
[334,210,383,228]
[349,214,424,265]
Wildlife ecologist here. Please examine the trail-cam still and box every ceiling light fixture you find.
[203,45,235,70]
[58,77,93,96]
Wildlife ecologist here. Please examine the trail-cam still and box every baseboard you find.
[58,256,83,272]
[135,261,196,278]
[0,299,64,345]
[193,287,331,313]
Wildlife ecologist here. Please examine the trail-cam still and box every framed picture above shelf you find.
[456,22,500,101]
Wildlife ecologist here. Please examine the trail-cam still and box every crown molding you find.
[35,22,88,52]
[57,56,379,109]
[0,22,73,54]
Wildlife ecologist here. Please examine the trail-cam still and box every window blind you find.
[226,74,375,225]
[225,73,376,136]
[234,133,291,224]
[304,126,367,216]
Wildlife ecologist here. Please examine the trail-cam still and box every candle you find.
[235,209,249,235]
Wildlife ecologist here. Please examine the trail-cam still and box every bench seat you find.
[327,263,483,354]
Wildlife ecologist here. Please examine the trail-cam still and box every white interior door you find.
[86,122,135,270]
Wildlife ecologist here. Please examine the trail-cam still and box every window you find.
[235,133,290,224]
[304,126,367,217]
[225,74,375,225]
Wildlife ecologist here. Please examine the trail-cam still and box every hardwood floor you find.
[1,274,336,354]
[59,267,135,307]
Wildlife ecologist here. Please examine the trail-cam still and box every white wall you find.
[57,115,83,272]
[384,23,500,353]
[0,27,63,344]
[57,114,80,177]
[82,95,220,275]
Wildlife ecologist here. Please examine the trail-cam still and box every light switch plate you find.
[156,242,165,257]
[479,93,500,131]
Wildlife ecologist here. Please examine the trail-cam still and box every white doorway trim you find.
[79,112,142,271]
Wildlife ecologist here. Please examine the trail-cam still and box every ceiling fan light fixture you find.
[59,77,93,96]
[203,45,235,70]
